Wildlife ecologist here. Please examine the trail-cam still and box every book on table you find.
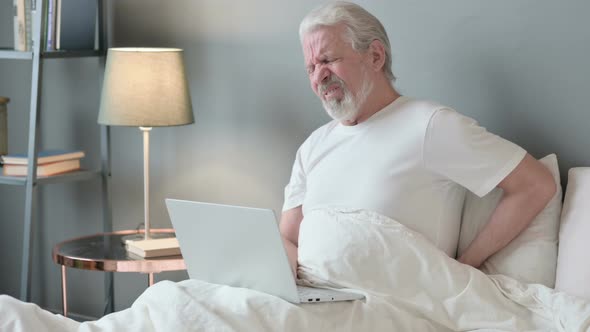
[0,150,85,165]
[125,237,181,258]
[2,159,80,177]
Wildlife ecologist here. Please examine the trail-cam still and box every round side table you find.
[52,229,185,317]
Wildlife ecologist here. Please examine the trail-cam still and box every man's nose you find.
[313,66,330,86]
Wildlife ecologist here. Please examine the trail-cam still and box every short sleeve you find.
[282,145,307,212]
[423,108,526,197]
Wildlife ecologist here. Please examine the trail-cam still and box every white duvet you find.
[2,208,589,331]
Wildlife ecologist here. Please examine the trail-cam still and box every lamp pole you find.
[140,126,152,240]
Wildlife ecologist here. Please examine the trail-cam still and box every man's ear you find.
[367,40,386,72]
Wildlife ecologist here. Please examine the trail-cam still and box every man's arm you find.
[458,153,556,268]
[279,206,303,278]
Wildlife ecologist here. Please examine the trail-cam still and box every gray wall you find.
[1,0,589,319]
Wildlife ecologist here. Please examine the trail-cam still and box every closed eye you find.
[306,58,339,75]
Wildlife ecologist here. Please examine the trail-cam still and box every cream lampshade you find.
[98,47,194,243]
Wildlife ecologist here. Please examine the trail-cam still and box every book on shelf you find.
[2,158,80,177]
[13,0,33,51]
[13,0,26,51]
[0,150,85,165]
[56,0,97,50]
[24,0,32,51]
[125,238,181,258]
[45,0,57,50]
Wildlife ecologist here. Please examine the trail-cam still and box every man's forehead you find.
[302,25,349,59]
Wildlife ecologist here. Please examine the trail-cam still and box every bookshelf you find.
[0,0,113,311]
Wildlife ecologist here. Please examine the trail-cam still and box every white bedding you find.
[2,208,589,331]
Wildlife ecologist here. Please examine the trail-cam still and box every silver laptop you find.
[165,199,365,304]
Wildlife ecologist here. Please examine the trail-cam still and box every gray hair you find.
[299,1,395,82]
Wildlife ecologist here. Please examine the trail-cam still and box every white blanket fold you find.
[1,208,589,331]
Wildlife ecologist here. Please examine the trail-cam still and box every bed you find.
[1,165,590,331]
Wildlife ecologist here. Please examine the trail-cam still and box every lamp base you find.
[121,232,175,245]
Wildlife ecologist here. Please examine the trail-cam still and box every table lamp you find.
[98,47,194,243]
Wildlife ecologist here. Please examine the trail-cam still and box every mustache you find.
[318,76,346,95]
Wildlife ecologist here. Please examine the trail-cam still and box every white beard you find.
[319,71,373,123]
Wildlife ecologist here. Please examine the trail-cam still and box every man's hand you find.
[279,206,304,278]
[458,153,556,268]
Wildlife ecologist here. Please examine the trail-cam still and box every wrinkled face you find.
[302,25,373,123]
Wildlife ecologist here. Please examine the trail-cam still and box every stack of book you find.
[0,150,84,177]
[13,0,98,52]
[125,237,181,258]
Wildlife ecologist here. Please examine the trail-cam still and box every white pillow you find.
[457,154,562,287]
[555,168,590,300]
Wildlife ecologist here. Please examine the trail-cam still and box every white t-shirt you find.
[283,96,526,257]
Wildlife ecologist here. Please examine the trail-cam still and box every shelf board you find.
[0,49,105,60]
[37,169,102,184]
[0,174,27,185]
[0,49,34,60]
[0,169,102,186]
[41,50,106,59]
